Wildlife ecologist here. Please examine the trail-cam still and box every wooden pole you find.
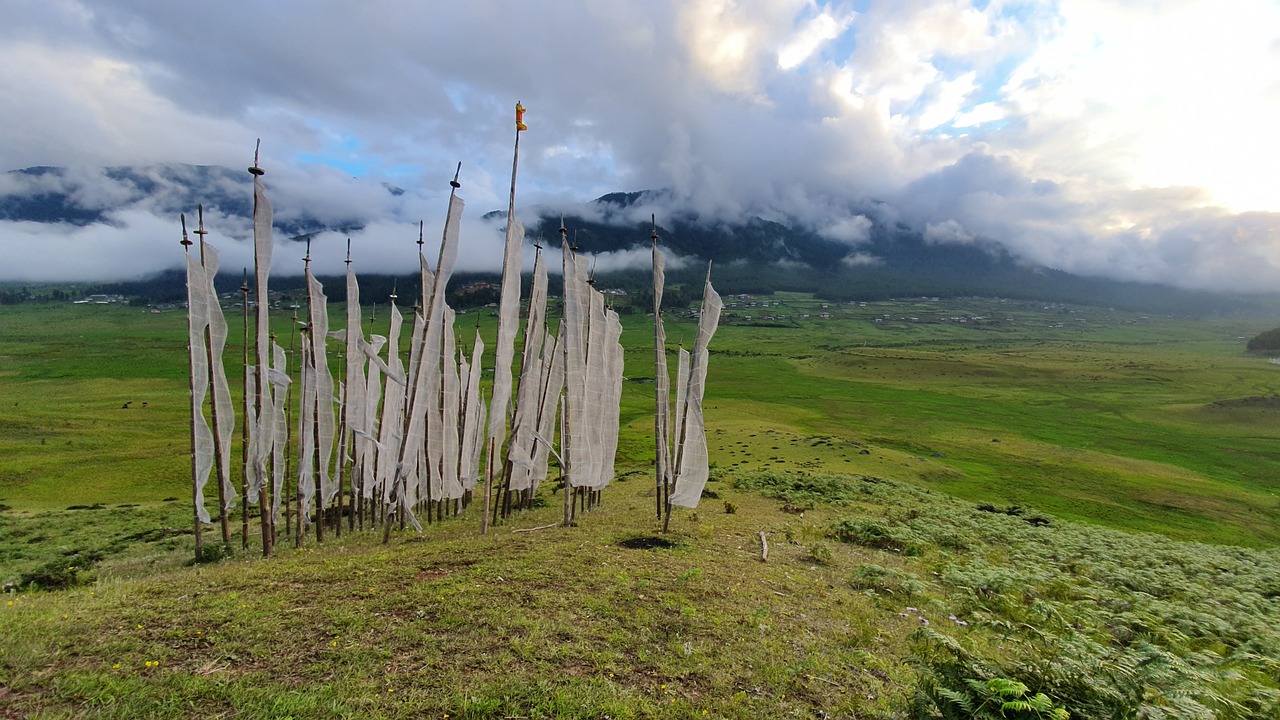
[490,457,503,526]
[181,215,205,563]
[382,473,397,544]
[336,242,353,538]
[247,145,276,555]
[260,476,272,556]
[562,477,571,526]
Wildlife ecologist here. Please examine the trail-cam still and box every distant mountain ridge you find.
[520,190,1255,315]
[1,165,248,225]
[0,164,379,239]
[0,164,1258,315]
[525,189,1016,270]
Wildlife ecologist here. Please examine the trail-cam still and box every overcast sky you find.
[1,0,1278,291]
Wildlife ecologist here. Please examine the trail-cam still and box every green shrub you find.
[733,470,868,506]
[808,541,833,565]
[187,543,232,565]
[849,563,927,597]
[831,517,921,554]
[1246,327,1280,354]
[18,550,100,590]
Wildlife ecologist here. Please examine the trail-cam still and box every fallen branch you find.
[759,531,769,562]
[512,523,558,534]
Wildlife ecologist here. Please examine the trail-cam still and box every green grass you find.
[3,470,1277,718]
[736,470,1280,719]
[4,294,1280,715]
[4,297,1279,540]
[689,297,1280,546]
[1,479,918,719]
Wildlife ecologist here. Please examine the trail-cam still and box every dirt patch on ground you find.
[616,536,679,550]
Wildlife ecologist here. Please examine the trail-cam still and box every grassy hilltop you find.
[2,296,1280,718]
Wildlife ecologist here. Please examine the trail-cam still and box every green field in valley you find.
[693,294,1280,546]
[5,295,1279,544]
[2,294,1280,718]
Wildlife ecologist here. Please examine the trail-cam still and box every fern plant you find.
[932,677,1070,720]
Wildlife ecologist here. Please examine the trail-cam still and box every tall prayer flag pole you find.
[485,102,527,523]
[249,141,275,556]
[181,214,205,562]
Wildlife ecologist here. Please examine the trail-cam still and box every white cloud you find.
[777,10,849,70]
[1001,0,1280,211]
[0,41,247,170]
[0,1,1278,292]
[819,215,873,244]
[916,71,978,131]
[841,252,882,268]
[923,219,974,245]
[0,209,205,282]
[951,101,1004,128]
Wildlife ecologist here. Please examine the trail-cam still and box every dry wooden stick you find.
[513,523,558,534]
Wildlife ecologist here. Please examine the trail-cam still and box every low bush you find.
[849,563,927,597]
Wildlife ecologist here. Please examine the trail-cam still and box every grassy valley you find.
[2,294,1280,718]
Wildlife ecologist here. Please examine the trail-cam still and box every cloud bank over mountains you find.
[0,1,1277,291]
